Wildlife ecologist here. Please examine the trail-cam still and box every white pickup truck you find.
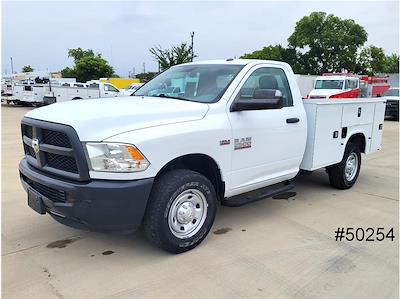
[43,82,121,104]
[19,60,386,253]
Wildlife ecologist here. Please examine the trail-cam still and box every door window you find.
[104,84,119,92]
[239,67,293,106]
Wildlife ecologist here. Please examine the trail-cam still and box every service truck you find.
[19,60,386,253]
[43,82,121,104]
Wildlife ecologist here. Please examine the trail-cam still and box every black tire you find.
[327,142,361,189]
[72,97,82,100]
[143,169,217,254]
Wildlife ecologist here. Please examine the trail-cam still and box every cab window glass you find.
[239,67,293,106]
[104,84,119,92]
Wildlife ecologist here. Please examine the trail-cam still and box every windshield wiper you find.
[153,94,190,101]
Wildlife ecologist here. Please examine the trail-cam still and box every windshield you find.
[315,80,344,90]
[384,89,399,96]
[134,64,244,103]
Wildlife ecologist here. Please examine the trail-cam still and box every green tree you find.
[150,42,194,71]
[288,12,368,74]
[74,56,114,82]
[22,65,34,72]
[67,48,95,61]
[61,48,114,82]
[241,45,305,74]
[384,53,399,73]
[355,45,386,75]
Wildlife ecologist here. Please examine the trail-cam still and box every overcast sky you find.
[2,1,399,77]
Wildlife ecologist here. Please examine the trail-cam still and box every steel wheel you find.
[168,189,208,239]
[345,152,358,181]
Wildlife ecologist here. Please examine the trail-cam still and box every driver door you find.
[227,65,306,196]
[103,83,120,98]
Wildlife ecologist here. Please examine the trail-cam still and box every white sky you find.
[2,1,399,77]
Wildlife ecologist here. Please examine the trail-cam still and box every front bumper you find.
[19,158,154,234]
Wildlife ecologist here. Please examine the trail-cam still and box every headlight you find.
[85,143,150,172]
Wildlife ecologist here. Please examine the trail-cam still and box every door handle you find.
[286,118,300,123]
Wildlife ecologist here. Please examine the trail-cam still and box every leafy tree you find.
[73,56,114,82]
[150,42,194,71]
[384,53,399,73]
[241,45,305,74]
[288,12,368,74]
[22,65,34,72]
[61,48,114,82]
[355,45,386,75]
[61,66,75,78]
[67,48,95,61]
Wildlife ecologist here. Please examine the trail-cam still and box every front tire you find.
[143,169,217,253]
[327,142,361,189]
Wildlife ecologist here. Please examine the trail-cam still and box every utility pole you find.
[190,32,195,62]
[143,62,146,74]
[10,57,14,74]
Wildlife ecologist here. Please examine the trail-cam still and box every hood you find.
[25,96,209,141]
[308,89,345,98]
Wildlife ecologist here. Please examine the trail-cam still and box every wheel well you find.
[72,97,82,100]
[348,133,366,153]
[156,154,225,201]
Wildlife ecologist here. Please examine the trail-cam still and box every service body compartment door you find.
[342,102,375,127]
[369,101,385,152]
[301,104,343,170]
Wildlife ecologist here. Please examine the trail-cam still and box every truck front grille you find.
[46,153,79,173]
[21,118,90,181]
[42,129,71,148]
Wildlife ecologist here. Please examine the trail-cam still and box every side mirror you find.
[231,89,283,112]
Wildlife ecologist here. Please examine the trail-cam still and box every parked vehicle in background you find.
[1,79,14,103]
[359,75,391,98]
[19,59,386,253]
[308,73,390,100]
[384,87,399,120]
[43,82,121,104]
[120,83,144,96]
[11,78,77,106]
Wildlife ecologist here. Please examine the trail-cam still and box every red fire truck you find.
[308,73,390,100]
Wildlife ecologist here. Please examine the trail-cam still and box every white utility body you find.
[19,60,386,253]
[301,99,385,171]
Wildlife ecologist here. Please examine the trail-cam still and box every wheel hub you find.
[176,202,195,224]
[345,152,358,181]
[168,189,208,239]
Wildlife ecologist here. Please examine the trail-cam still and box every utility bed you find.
[300,98,386,171]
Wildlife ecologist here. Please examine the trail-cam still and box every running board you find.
[221,180,295,207]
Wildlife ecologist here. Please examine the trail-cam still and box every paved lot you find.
[2,104,399,299]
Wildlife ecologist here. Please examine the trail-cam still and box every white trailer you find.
[43,82,121,104]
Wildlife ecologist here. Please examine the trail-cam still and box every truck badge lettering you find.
[219,140,230,146]
[234,137,252,150]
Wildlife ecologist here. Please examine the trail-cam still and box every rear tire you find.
[143,169,217,254]
[327,142,361,189]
